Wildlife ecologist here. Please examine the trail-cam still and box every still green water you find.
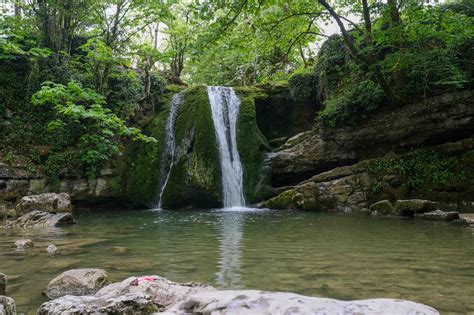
[1,208,474,314]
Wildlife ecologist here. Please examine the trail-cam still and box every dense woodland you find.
[1,0,473,182]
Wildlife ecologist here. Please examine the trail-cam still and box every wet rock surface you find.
[15,193,71,216]
[14,239,33,250]
[6,211,76,229]
[46,269,110,299]
[38,276,216,314]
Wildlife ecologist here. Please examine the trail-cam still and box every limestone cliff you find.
[262,90,474,213]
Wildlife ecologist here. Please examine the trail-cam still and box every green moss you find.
[162,85,221,208]
[123,102,169,207]
[235,88,271,203]
[124,85,271,208]
[261,190,296,209]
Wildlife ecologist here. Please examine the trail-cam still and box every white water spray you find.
[208,86,246,208]
[156,92,184,209]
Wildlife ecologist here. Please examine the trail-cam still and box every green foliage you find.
[313,35,350,101]
[368,149,465,191]
[317,80,384,128]
[107,68,145,119]
[31,81,154,179]
[288,70,318,102]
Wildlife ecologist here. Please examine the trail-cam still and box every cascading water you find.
[208,86,246,208]
[156,92,184,209]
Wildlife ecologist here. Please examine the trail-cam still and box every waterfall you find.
[156,92,184,209]
[208,86,246,208]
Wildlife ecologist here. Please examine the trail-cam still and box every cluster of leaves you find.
[31,81,155,179]
[367,149,465,192]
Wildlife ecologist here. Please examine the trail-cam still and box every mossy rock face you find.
[161,86,221,208]
[124,85,270,208]
[123,100,170,207]
[235,88,271,204]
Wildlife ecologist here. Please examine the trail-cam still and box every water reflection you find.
[215,211,245,288]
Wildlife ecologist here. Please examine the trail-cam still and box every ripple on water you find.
[1,208,474,314]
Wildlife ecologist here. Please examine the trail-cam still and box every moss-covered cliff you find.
[235,87,271,203]
[123,85,271,208]
[160,86,221,208]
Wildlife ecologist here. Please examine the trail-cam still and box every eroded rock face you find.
[38,276,216,314]
[262,162,373,212]
[270,90,474,187]
[6,211,76,229]
[16,193,71,216]
[46,269,110,299]
[162,290,439,315]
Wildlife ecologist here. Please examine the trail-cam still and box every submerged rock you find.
[6,211,76,229]
[46,269,110,299]
[0,296,16,315]
[14,239,33,250]
[415,210,460,221]
[38,276,215,314]
[163,290,439,315]
[47,244,58,255]
[16,192,71,216]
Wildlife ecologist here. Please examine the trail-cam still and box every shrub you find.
[32,81,155,179]
[317,80,384,128]
[288,70,318,102]
[107,68,145,120]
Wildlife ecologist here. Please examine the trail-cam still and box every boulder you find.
[46,269,110,299]
[0,274,5,296]
[16,193,71,216]
[0,296,16,315]
[162,290,439,315]
[47,244,58,255]
[395,199,438,216]
[415,210,460,221]
[370,200,395,215]
[14,239,33,250]
[6,211,76,229]
[38,276,216,314]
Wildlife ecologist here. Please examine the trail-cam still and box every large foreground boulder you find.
[163,290,439,315]
[38,276,216,314]
[38,276,439,315]
[46,269,110,299]
[6,211,76,228]
[15,193,71,216]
